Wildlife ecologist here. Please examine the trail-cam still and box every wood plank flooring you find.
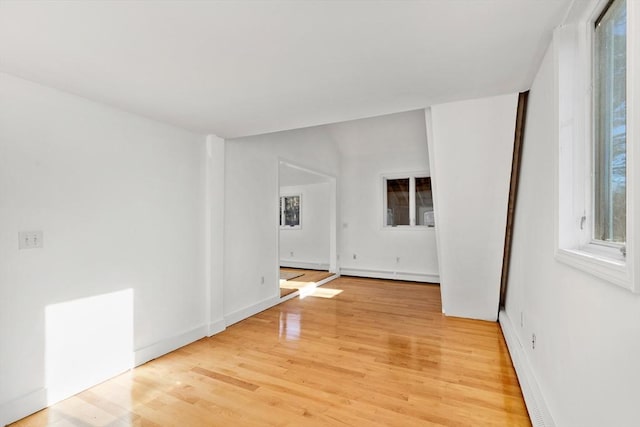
[12,277,530,427]
[279,268,335,298]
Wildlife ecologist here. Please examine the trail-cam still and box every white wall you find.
[0,73,208,424]
[505,41,640,427]
[225,110,440,320]
[427,93,517,320]
[206,135,226,336]
[332,110,439,282]
[224,127,340,323]
[279,182,331,269]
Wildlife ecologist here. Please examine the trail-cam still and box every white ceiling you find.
[0,0,571,139]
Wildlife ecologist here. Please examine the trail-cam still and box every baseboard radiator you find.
[499,309,555,427]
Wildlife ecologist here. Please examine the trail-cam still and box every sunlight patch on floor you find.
[299,284,343,299]
[307,288,343,298]
[279,279,313,290]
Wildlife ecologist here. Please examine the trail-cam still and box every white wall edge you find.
[279,260,330,271]
[208,318,226,337]
[134,324,208,367]
[424,108,446,289]
[0,387,47,426]
[340,267,439,283]
[224,295,281,327]
[499,309,556,427]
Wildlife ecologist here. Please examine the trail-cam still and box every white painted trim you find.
[340,267,439,283]
[224,295,281,327]
[0,388,47,426]
[279,288,301,302]
[499,309,555,427]
[279,259,330,270]
[3,325,214,425]
[425,107,446,313]
[278,158,338,275]
[627,0,640,294]
[314,273,340,287]
[204,137,213,345]
[328,177,338,273]
[208,318,226,337]
[555,247,631,290]
[134,324,208,366]
[554,3,639,293]
[207,135,226,339]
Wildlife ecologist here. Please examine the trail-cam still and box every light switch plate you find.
[19,231,43,250]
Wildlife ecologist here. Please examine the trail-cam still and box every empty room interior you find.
[1,0,638,426]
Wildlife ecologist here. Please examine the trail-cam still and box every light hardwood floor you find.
[13,277,530,427]
[279,268,335,298]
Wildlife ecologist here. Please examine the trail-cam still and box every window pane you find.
[283,195,300,227]
[594,0,626,243]
[386,178,410,226]
[415,177,434,226]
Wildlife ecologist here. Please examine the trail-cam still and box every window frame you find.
[554,0,638,292]
[279,193,302,230]
[592,0,627,247]
[381,171,434,229]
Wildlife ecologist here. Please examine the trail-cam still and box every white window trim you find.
[279,193,302,230]
[381,171,434,230]
[554,0,639,292]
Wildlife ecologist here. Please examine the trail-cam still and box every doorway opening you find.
[278,160,338,299]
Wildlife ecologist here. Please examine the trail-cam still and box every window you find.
[415,177,435,226]
[593,0,626,246]
[383,174,434,228]
[555,0,637,292]
[386,178,410,226]
[280,194,301,229]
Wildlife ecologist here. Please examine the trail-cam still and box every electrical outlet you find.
[353,253,357,260]
[531,333,536,350]
[19,231,43,250]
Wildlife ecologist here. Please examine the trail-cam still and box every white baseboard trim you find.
[499,309,555,427]
[134,324,208,367]
[208,318,226,337]
[339,267,439,283]
[279,289,301,303]
[224,295,281,327]
[315,273,339,287]
[3,325,212,425]
[0,388,47,426]
[280,260,330,270]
